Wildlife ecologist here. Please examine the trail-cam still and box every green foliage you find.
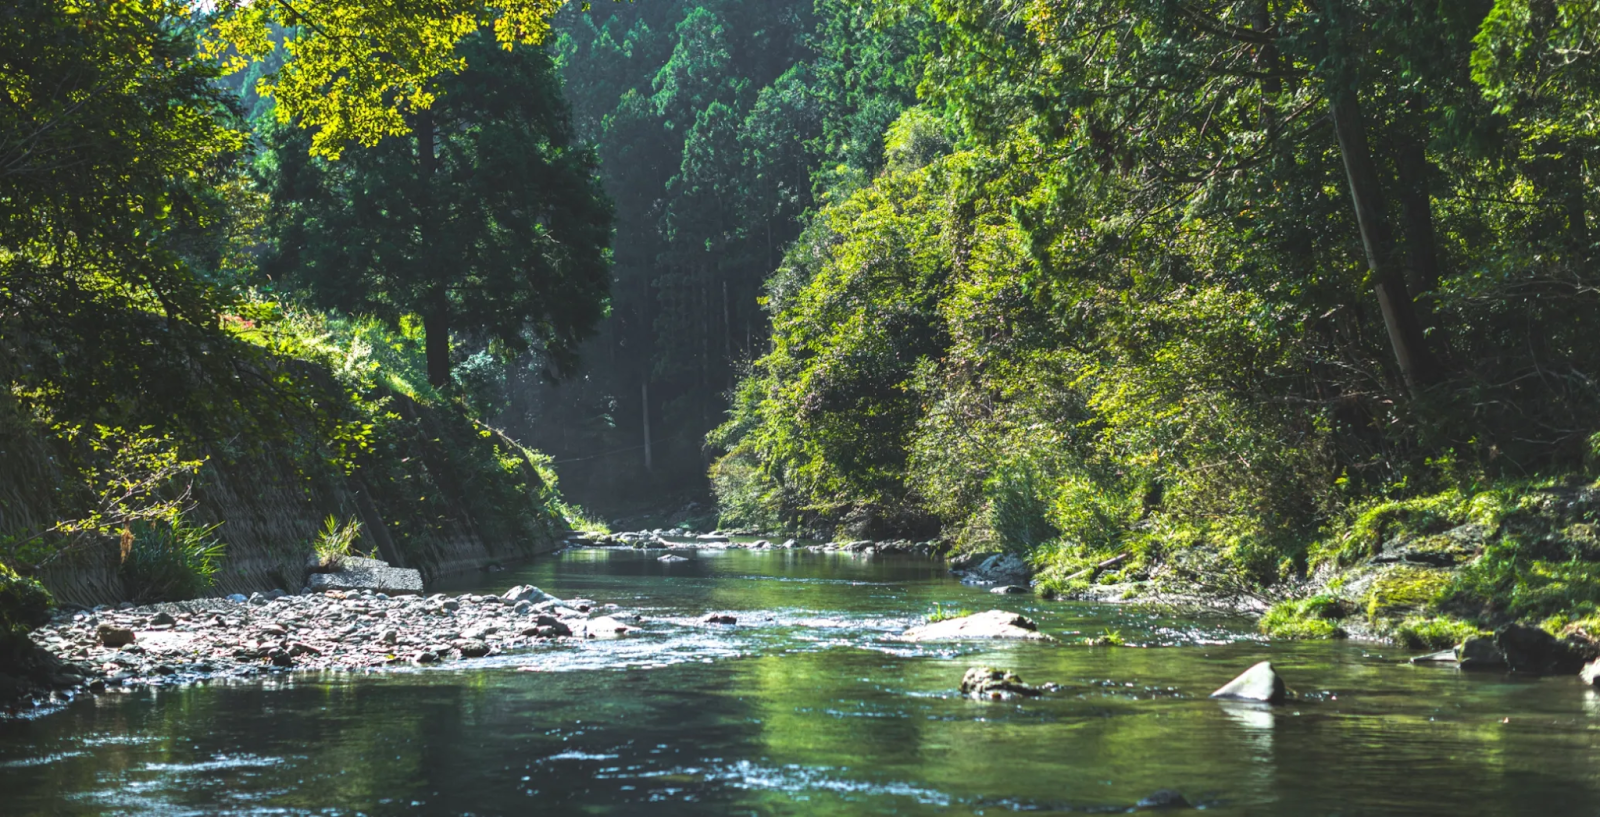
[708,0,1600,630]
[120,521,226,605]
[0,562,53,636]
[558,503,611,537]
[1084,628,1125,647]
[1261,596,1351,640]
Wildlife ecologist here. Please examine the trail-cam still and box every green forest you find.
[7,0,1600,654]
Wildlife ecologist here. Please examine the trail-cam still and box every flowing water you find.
[5,547,1600,815]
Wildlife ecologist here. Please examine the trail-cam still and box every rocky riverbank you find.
[5,584,637,714]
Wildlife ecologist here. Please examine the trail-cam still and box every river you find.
[3,547,1600,815]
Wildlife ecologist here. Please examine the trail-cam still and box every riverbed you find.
[4,547,1600,815]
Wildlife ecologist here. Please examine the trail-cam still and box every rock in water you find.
[659,554,689,563]
[1136,789,1192,810]
[1410,650,1459,665]
[990,585,1028,595]
[1457,635,1507,670]
[1209,661,1286,703]
[703,614,737,625]
[457,641,491,658]
[1495,623,1588,675]
[900,610,1055,642]
[960,666,1043,699]
[96,625,136,648]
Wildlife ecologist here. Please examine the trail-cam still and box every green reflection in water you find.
[4,548,1600,815]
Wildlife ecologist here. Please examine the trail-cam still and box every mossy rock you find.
[0,562,52,635]
[1392,616,1486,650]
[1260,595,1351,640]
[1374,524,1487,568]
[1364,567,1452,620]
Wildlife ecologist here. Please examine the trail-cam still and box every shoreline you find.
[5,582,639,716]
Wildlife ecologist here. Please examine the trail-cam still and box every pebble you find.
[24,585,625,696]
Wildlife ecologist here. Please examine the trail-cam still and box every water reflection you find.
[4,549,1600,815]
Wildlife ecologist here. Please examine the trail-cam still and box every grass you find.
[312,515,364,569]
[928,603,974,623]
[121,520,225,603]
[1084,628,1125,646]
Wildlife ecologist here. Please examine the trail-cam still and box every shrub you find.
[0,561,52,635]
[121,521,226,603]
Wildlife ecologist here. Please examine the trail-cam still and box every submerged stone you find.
[959,666,1043,699]
[1210,661,1286,703]
[1136,789,1192,810]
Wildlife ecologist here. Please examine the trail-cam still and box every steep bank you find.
[0,308,576,609]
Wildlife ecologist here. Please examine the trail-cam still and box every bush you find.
[121,521,226,603]
[0,561,52,635]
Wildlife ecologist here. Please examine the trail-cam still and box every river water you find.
[4,547,1600,815]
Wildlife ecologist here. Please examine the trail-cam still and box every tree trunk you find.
[417,111,449,389]
[641,380,653,472]
[424,305,450,389]
[1566,146,1589,253]
[1322,28,1437,390]
[1395,132,1442,296]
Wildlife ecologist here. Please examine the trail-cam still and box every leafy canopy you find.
[205,0,569,158]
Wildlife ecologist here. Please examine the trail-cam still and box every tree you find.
[264,34,613,388]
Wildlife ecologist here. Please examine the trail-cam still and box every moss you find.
[1261,595,1350,640]
[1393,617,1485,650]
[0,562,52,635]
[1364,567,1453,620]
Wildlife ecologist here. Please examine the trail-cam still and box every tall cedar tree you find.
[264,34,613,388]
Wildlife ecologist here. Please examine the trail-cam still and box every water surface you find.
[4,548,1600,815]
